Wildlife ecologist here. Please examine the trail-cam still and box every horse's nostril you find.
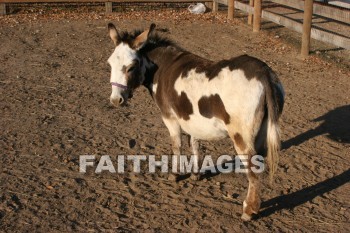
[110,97,124,107]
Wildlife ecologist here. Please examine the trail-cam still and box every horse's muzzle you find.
[110,96,125,107]
[110,90,133,107]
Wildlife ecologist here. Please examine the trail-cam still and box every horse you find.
[106,23,285,221]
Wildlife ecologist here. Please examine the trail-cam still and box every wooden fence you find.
[215,0,349,56]
[0,0,349,56]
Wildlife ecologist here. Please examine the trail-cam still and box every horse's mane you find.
[118,29,185,54]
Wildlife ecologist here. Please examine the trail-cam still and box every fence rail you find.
[215,0,349,55]
[271,0,350,24]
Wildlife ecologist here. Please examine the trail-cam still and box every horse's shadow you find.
[263,105,350,217]
[259,169,350,218]
[200,105,350,218]
[283,105,350,150]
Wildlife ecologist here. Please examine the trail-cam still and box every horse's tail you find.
[264,69,283,183]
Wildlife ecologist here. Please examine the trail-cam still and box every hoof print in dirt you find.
[128,139,137,149]
[190,173,201,181]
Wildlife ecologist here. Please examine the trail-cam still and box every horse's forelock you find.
[115,30,143,47]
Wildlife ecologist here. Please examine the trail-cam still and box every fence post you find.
[213,0,218,12]
[205,2,212,10]
[0,3,6,15]
[205,2,213,10]
[105,2,112,14]
[253,0,262,32]
[228,0,234,20]
[301,0,314,58]
[248,0,254,25]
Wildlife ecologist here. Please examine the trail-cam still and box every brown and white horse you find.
[107,23,284,221]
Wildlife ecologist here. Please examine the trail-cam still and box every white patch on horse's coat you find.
[179,116,228,140]
[172,68,265,141]
[152,83,158,95]
[108,43,137,100]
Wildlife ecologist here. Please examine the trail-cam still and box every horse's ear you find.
[108,23,120,46]
[133,23,156,50]
[148,23,156,36]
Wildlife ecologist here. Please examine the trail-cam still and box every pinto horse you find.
[107,23,284,221]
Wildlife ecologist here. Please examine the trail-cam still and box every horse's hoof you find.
[168,173,179,182]
[241,213,252,221]
[190,173,201,181]
[241,200,259,221]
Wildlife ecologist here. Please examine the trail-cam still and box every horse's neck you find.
[146,45,210,78]
[142,46,180,85]
[142,45,211,95]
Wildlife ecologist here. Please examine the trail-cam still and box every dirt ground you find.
[0,8,349,233]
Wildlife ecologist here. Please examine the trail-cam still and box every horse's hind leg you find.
[242,159,261,221]
[190,136,201,181]
[228,127,261,221]
[162,117,181,181]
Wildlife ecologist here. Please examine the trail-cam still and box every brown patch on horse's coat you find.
[174,92,193,120]
[198,94,230,124]
[233,133,246,151]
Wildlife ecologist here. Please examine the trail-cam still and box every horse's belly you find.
[178,116,228,140]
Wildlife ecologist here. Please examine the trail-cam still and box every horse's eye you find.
[127,66,136,73]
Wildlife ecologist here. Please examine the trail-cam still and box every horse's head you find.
[107,23,156,107]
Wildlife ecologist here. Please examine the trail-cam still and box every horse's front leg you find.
[162,117,181,182]
[190,136,201,181]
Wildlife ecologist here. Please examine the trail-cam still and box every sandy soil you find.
[0,9,349,232]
